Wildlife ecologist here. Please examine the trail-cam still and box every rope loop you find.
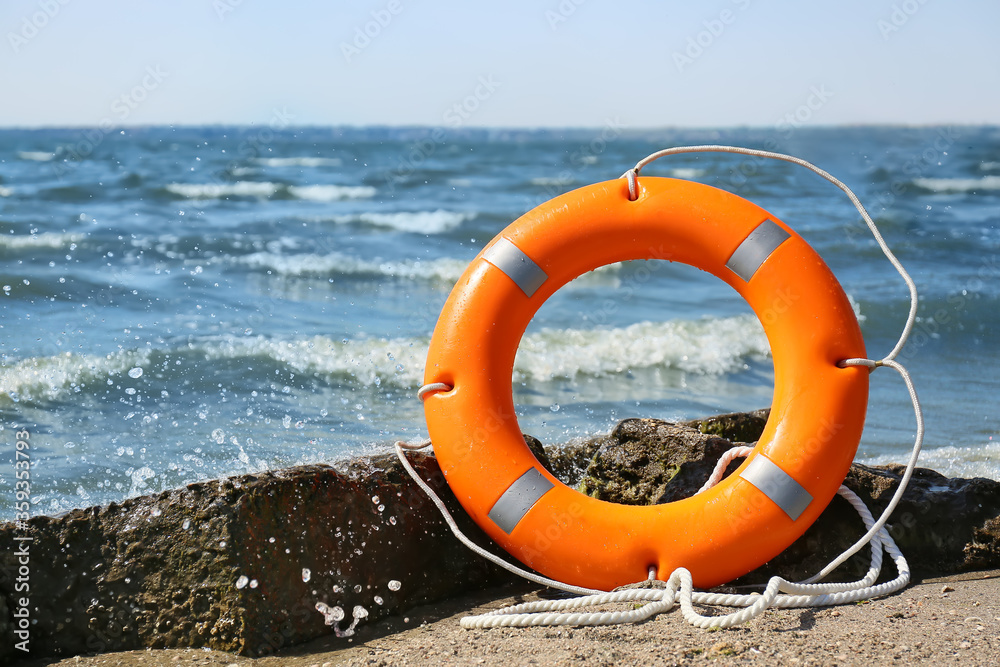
[622,168,639,201]
[626,145,919,364]
[838,357,884,373]
[417,382,453,401]
[395,438,433,451]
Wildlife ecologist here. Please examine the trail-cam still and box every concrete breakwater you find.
[2,411,998,662]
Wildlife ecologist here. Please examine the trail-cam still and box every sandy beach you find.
[27,569,1000,666]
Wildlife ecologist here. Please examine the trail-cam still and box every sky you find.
[1,0,997,129]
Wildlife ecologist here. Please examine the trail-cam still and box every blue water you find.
[1,125,998,519]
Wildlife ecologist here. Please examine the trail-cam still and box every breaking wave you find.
[911,175,1000,193]
[164,181,375,201]
[1,314,771,404]
[230,252,469,282]
[0,232,84,249]
[254,157,342,167]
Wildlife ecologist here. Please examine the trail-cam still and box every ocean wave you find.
[17,151,55,162]
[530,177,575,187]
[287,184,376,201]
[0,232,84,249]
[980,162,1000,171]
[232,251,469,282]
[353,210,474,233]
[859,441,1000,482]
[165,182,375,201]
[0,186,12,197]
[166,181,280,199]
[230,249,627,285]
[911,175,1000,193]
[200,335,428,388]
[0,349,152,404]
[255,157,342,167]
[670,168,706,179]
[0,315,771,404]
[515,315,769,381]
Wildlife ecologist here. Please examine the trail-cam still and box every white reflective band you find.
[739,454,813,521]
[488,468,554,534]
[482,237,548,297]
[726,219,791,282]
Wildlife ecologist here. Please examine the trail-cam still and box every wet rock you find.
[847,463,1000,576]
[577,417,1000,585]
[0,594,11,663]
[2,411,998,662]
[579,419,741,504]
[0,454,512,661]
[683,408,771,444]
[542,437,605,488]
[523,434,551,473]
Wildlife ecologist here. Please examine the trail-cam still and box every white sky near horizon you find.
[0,0,997,129]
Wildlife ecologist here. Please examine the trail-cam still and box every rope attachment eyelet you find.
[417,382,453,401]
[622,168,639,201]
[837,358,884,373]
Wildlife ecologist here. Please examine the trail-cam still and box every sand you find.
[28,570,1000,666]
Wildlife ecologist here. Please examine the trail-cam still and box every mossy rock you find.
[578,419,743,505]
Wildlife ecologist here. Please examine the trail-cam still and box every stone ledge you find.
[2,412,998,662]
[0,453,513,662]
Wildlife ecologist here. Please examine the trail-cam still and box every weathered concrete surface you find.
[2,411,999,663]
[0,453,512,663]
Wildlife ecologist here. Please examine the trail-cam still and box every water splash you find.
[315,602,367,637]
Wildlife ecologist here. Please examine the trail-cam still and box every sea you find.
[1,125,998,521]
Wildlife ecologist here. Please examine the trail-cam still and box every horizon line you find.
[0,121,995,132]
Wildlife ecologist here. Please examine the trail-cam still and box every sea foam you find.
[1,314,772,404]
[514,315,770,381]
[860,441,1000,482]
[352,210,473,233]
[912,175,1000,193]
[255,157,343,167]
[670,168,706,179]
[0,232,83,249]
[0,349,153,404]
[287,184,376,201]
[164,182,375,201]
[17,151,55,161]
[166,181,280,199]
[231,252,469,282]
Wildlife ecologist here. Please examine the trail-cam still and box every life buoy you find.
[421,177,868,591]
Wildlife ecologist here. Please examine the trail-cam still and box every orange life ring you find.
[422,177,868,591]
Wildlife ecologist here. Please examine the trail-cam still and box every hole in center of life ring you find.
[511,259,775,492]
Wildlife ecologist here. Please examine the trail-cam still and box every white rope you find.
[800,358,923,584]
[399,145,923,630]
[396,442,911,630]
[620,145,926,585]
[394,439,601,598]
[695,445,753,494]
[624,145,919,364]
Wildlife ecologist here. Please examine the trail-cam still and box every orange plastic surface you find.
[422,177,868,591]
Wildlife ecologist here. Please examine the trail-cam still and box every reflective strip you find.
[482,237,548,297]
[739,454,813,521]
[488,468,554,534]
[725,219,791,282]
